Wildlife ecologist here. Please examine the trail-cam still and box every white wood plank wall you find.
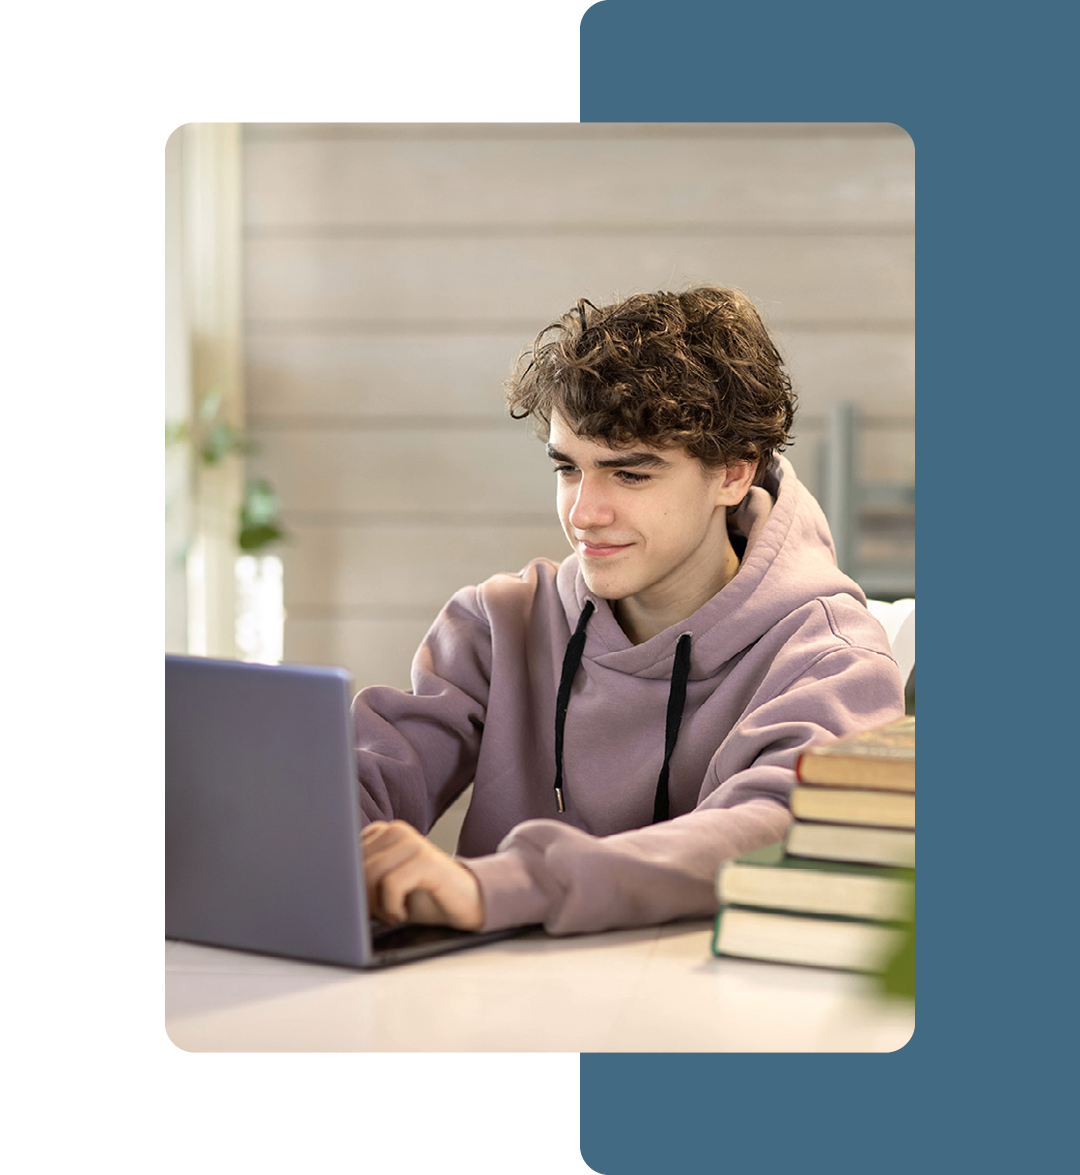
[241,123,914,694]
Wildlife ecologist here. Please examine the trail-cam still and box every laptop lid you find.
[166,655,375,968]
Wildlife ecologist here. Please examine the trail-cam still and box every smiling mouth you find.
[579,540,632,558]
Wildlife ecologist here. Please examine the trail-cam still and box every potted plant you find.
[167,389,289,662]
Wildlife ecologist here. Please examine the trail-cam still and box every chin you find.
[580,569,633,601]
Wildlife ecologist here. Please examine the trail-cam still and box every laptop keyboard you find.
[370,920,486,951]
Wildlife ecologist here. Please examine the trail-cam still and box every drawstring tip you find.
[554,787,565,813]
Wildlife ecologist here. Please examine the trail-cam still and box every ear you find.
[713,460,758,507]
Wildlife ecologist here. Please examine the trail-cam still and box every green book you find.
[712,905,905,973]
[716,843,913,922]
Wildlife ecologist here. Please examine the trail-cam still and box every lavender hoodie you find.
[352,456,905,934]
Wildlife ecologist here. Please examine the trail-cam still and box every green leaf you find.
[238,479,288,551]
[201,422,245,464]
[878,871,915,1002]
[198,387,223,424]
[238,522,286,551]
[244,486,277,526]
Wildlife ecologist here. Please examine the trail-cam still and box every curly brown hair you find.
[506,286,796,483]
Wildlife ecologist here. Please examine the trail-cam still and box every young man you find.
[356,286,906,936]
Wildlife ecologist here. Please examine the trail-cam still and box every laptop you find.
[165,654,527,967]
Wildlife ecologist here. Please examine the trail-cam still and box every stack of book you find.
[712,715,915,972]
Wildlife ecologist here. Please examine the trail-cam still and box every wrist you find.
[455,861,485,931]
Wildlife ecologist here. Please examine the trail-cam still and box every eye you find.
[552,464,579,477]
[615,470,651,485]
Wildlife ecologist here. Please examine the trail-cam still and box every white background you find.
[4,3,595,1172]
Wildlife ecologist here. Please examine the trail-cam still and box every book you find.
[796,715,915,790]
[784,821,915,868]
[790,785,915,829]
[716,843,912,922]
[712,906,905,973]
[711,717,916,974]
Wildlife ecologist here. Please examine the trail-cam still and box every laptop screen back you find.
[166,656,373,967]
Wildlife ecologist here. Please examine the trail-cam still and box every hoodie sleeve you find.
[466,800,792,935]
[465,643,905,936]
[351,588,492,832]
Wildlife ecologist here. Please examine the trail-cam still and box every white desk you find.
[166,920,913,1052]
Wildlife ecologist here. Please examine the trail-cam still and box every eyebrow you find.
[545,443,674,472]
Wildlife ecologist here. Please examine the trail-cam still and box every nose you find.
[567,475,616,532]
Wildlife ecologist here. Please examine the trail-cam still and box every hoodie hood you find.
[555,455,865,678]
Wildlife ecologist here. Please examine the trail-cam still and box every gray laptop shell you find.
[166,655,374,967]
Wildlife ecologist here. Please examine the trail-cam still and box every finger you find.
[361,819,419,852]
[365,849,416,923]
[361,823,414,882]
[376,851,460,924]
[378,855,482,929]
[364,830,430,922]
[366,851,415,919]
[360,819,398,847]
[363,830,422,882]
[404,888,450,926]
[364,836,416,874]
[377,858,431,924]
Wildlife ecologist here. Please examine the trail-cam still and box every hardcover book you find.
[716,844,912,922]
[796,715,915,790]
[784,821,915,868]
[790,785,915,829]
[712,906,904,973]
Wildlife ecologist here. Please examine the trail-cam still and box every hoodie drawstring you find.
[553,603,693,823]
[553,600,594,813]
[651,633,692,823]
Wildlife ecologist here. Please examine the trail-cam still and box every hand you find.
[361,820,484,931]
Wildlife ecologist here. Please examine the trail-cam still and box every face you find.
[547,412,751,619]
